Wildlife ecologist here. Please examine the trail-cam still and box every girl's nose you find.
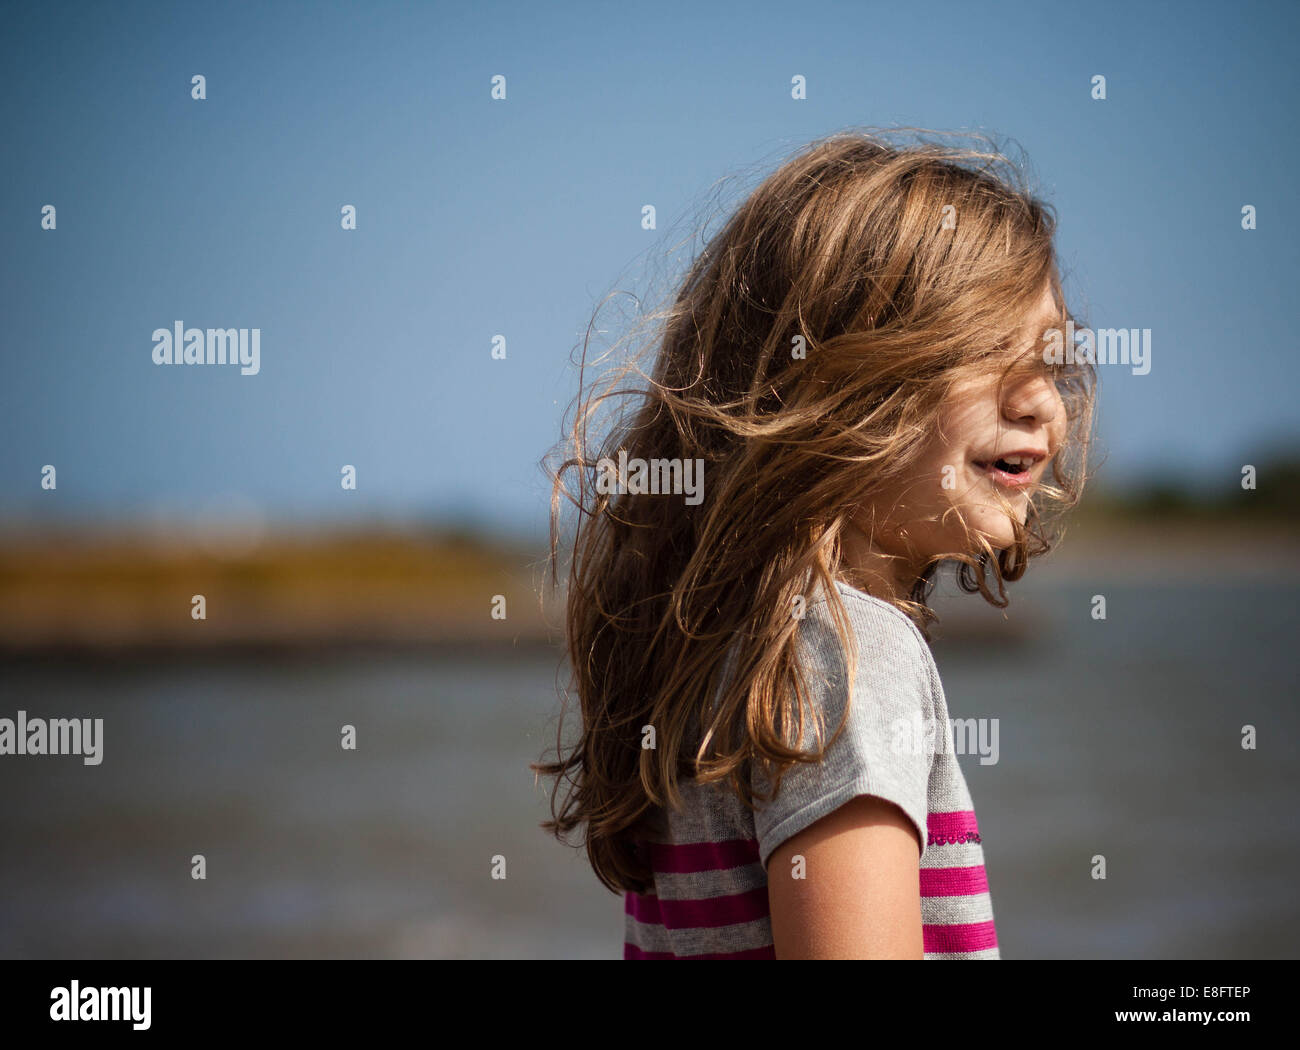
[1002,374,1061,428]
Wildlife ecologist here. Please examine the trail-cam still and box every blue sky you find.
[3,0,1297,538]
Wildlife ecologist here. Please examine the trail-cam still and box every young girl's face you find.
[869,283,1067,566]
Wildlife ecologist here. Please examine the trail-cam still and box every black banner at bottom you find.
[0,959,1281,1038]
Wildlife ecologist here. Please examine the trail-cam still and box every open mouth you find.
[971,453,1043,489]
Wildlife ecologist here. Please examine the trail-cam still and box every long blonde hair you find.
[533,129,1096,894]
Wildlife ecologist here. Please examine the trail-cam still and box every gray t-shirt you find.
[623,579,999,959]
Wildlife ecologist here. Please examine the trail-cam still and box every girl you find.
[533,130,1095,959]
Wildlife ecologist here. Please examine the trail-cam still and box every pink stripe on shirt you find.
[923,919,999,954]
[626,885,770,929]
[920,864,989,897]
[643,838,761,873]
[927,809,981,842]
[930,810,977,836]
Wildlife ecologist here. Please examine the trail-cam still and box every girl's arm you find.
[767,794,924,959]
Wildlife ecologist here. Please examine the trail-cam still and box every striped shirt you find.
[624,580,999,959]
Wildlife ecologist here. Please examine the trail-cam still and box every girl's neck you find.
[837,521,918,603]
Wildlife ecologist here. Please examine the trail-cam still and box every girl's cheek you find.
[1048,408,1068,452]
[1050,388,1068,430]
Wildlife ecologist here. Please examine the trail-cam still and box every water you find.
[934,579,1299,958]
[1,582,1296,958]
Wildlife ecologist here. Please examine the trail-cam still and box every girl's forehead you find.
[1019,282,1063,337]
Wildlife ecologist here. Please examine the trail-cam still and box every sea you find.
[1,577,1296,958]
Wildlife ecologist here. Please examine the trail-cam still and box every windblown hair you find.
[533,129,1096,894]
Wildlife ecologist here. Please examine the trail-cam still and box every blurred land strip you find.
[0,526,559,659]
[0,473,1296,657]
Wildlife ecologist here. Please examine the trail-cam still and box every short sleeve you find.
[752,587,937,870]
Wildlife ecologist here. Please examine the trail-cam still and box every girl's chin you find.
[962,510,1023,550]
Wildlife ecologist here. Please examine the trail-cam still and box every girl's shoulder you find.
[804,577,934,664]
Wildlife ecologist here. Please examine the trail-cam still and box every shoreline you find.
[1,520,1294,657]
